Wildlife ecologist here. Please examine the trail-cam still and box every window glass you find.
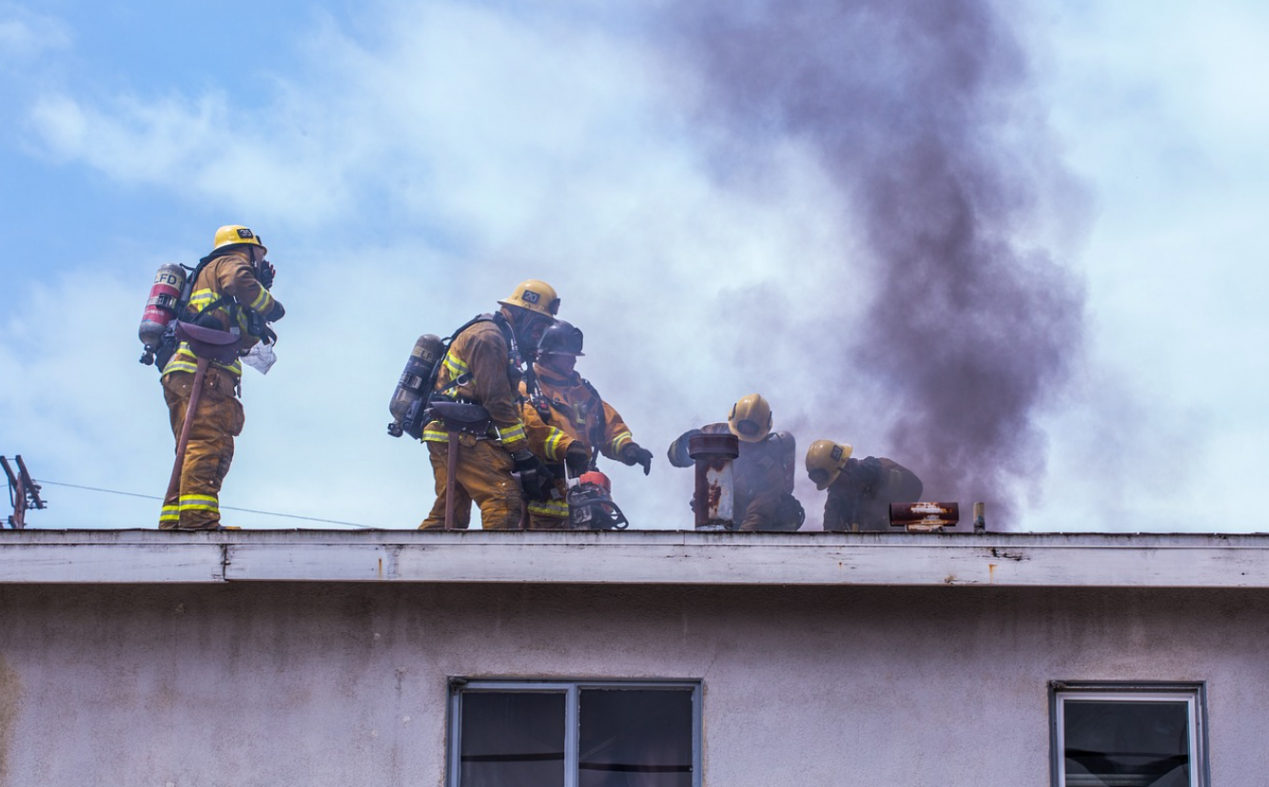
[579,688,694,787]
[1061,698,1193,787]
[459,691,566,787]
[452,682,700,787]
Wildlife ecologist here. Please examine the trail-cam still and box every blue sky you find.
[2,0,1267,531]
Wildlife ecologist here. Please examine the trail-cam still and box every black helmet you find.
[538,320,584,356]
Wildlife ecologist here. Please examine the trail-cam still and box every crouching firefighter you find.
[519,320,653,529]
[667,393,804,531]
[418,280,559,530]
[805,440,923,532]
[159,225,285,530]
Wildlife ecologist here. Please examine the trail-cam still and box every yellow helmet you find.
[212,225,267,255]
[728,393,772,442]
[805,439,853,491]
[498,279,560,317]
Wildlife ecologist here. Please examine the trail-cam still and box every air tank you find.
[388,334,446,437]
[138,263,187,364]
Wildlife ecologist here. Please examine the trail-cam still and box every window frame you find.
[447,678,703,787]
[1049,681,1209,787]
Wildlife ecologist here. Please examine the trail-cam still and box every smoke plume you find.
[664,0,1087,522]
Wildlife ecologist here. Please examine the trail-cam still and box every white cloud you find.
[0,6,70,65]
[23,2,690,234]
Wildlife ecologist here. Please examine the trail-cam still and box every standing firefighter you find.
[418,280,558,530]
[520,320,653,529]
[160,225,284,530]
[805,440,923,532]
[667,394,804,531]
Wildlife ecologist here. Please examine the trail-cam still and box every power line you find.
[35,480,376,529]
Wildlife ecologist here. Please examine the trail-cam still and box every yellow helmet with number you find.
[728,393,772,442]
[212,225,267,255]
[499,279,560,317]
[805,439,853,491]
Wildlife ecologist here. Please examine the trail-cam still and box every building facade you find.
[1,530,1266,786]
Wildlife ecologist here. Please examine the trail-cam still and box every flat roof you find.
[2,530,1267,588]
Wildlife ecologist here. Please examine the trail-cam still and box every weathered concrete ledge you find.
[1,529,1267,587]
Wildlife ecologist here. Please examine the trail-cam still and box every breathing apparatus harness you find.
[392,311,524,440]
[530,372,608,471]
[528,370,629,530]
[152,249,276,371]
[431,312,522,402]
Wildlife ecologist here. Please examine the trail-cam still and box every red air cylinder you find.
[138,263,187,356]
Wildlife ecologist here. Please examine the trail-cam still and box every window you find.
[1051,682,1208,787]
[448,680,701,787]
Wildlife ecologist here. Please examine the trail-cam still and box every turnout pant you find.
[420,436,524,530]
[160,369,244,530]
[527,477,571,530]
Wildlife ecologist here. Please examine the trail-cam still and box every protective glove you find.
[257,261,276,289]
[565,443,591,478]
[512,449,554,502]
[266,301,286,322]
[622,443,654,475]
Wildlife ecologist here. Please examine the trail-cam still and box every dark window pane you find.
[1063,700,1191,787]
[460,691,566,787]
[578,688,693,787]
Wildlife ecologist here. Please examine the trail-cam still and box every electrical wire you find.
[34,479,377,529]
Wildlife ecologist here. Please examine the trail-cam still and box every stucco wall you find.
[0,582,1265,786]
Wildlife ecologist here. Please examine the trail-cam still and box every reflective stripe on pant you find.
[527,478,570,530]
[160,369,244,530]
[420,436,523,530]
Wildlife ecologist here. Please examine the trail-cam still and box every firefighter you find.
[667,394,804,531]
[805,440,923,532]
[519,320,653,529]
[418,280,558,530]
[160,225,284,530]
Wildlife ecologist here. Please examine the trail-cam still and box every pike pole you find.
[445,432,458,531]
[165,355,211,506]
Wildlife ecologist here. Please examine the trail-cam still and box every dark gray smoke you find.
[664,0,1087,523]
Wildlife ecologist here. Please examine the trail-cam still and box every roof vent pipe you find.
[688,433,740,531]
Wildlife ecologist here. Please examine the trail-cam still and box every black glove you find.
[513,450,554,502]
[622,443,653,475]
[565,443,591,478]
[257,261,276,289]
[266,301,285,322]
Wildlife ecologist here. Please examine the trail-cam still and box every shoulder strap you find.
[434,314,496,396]
[580,378,608,458]
[182,257,238,321]
[446,313,494,344]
